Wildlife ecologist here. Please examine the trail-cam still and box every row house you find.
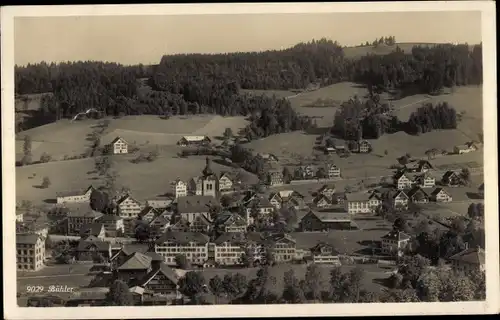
[67,209,103,235]
[404,160,433,173]
[16,233,46,272]
[267,169,284,186]
[176,195,218,223]
[108,137,129,155]
[172,179,188,198]
[213,212,248,234]
[381,230,411,257]
[442,171,462,187]
[56,185,95,204]
[310,242,341,265]
[299,210,358,231]
[246,197,275,226]
[345,192,381,214]
[96,214,125,237]
[154,231,210,266]
[430,188,453,202]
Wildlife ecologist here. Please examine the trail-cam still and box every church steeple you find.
[202,157,213,177]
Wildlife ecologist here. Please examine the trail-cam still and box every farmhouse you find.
[177,135,211,147]
[448,246,485,273]
[441,171,462,187]
[430,188,452,202]
[393,172,414,190]
[214,212,248,234]
[67,209,103,235]
[393,190,409,209]
[16,233,46,272]
[454,142,478,154]
[56,185,95,204]
[344,192,372,214]
[246,197,275,226]
[138,263,180,297]
[299,210,357,231]
[368,192,383,208]
[407,187,430,204]
[218,172,234,192]
[414,172,436,188]
[381,230,411,257]
[268,192,283,210]
[108,137,129,155]
[310,242,341,265]
[154,231,210,266]
[117,194,143,218]
[317,184,336,198]
[405,160,433,173]
[326,164,341,178]
[213,233,246,266]
[96,214,125,237]
[172,179,188,198]
[75,236,112,262]
[312,194,332,208]
[138,206,159,223]
[267,169,284,186]
[115,251,153,284]
[176,195,218,223]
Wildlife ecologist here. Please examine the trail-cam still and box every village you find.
[16,132,485,306]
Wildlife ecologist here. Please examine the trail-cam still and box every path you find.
[395,97,431,110]
[18,273,88,280]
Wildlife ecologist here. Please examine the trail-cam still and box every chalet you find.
[312,194,332,208]
[96,214,125,237]
[245,197,275,226]
[265,233,297,263]
[299,210,357,231]
[430,188,452,202]
[310,242,341,265]
[189,215,212,233]
[213,212,247,233]
[79,223,106,240]
[283,196,308,211]
[169,217,191,232]
[326,164,341,178]
[218,172,234,192]
[368,192,383,208]
[117,194,143,219]
[454,142,478,154]
[67,209,103,235]
[441,171,462,187]
[149,215,171,238]
[381,230,411,257]
[146,196,174,210]
[414,172,436,188]
[258,153,279,163]
[213,233,246,266]
[405,160,433,173]
[448,246,485,273]
[116,252,153,284]
[177,135,211,147]
[393,190,409,209]
[267,169,284,186]
[268,193,283,210]
[56,185,95,204]
[407,187,430,203]
[331,192,346,205]
[108,137,129,155]
[172,179,188,198]
[138,263,180,296]
[138,206,159,223]
[75,236,112,261]
[344,192,372,214]
[176,195,218,223]
[154,231,210,266]
[317,184,336,198]
[394,172,414,190]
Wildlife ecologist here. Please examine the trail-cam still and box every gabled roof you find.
[16,233,41,245]
[393,190,409,199]
[318,184,336,193]
[218,171,234,181]
[368,192,382,201]
[381,230,411,241]
[68,209,103,219]
[177,195,218,214]
[278,190,304,199]
[268,192,282,202]
[214,212,246,226]
[56,185,95,198]
[97,214,123,222]
[448,247,485,265]
[213,232,246,245]
[76,238,110,252]
[430,187,450,197]
[120,243,151,256]
[245,232,265,243]
[406,187,429,199]
[394,171,411,181]
[247,196,274,208]
[116,194,141,206]
[140,263,179,287]
[150,214,170,226]
[117,252,153,270]
[192,214,211,226]
[265,233,296,244]
[139,206,158,218]
[314,211,351,222]
[155,231,210,245]
[79,223,105,237]
[111,136,128,145]
[345,192,370,202]
[313,194,332,205]
[310,242,340,256]
[478,183,484,191]
[442,171,460,180]
[180,135,210,142]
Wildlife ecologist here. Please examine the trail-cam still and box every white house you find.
[394,172,414,190]
[454,142,478,155]
[415,173,436,188]
[381,230,411,257]
[393,190,409,209]
[109,137,128,154]
[344,193,371,214]
[218,172,234,192]
[56,185,95,204]
[431,188,452,202]
[172,179,187,198]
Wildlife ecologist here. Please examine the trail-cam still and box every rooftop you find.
[117,252,153,270]
[16,233,41,245]
[156,231,210,245]
[382,230,411,241]
[449,247,485,265]
[177,195,219,214]
[56,186,94,198]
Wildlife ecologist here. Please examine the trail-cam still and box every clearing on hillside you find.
[343,43,439,59]
[240,89,297,99]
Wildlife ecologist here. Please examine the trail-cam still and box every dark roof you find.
[121,243,150,256]
[406,187,429,199]
[247,196,274,208]
[312,210,351,222]
[213,232,246,245]
[244,232,265,243]
[318,184,336,192]
[442,170,459,180]
[140,263,179,287]
[310,242,340,255]
[192,214,211,225]
[56,185,94,198]
[478,183,484,191]
[67,209,103,219]
[265,233,296,244]
[155,231,210,245]
[16,233,41,245]
[313,194,332,205]
[448,247,485,265]
[430,187,449,197]
[393,190,409,199]
[79,223,105,237]
[345,192,370,202]
[76,238,110,252]
[177,195,218,214]
[110,136,128,145]
[139,206,158,218]
[116,194,141,206]
[382,230,411,241]
[117,252,153,270]
[97,214,123,222]
[144,251,164,262]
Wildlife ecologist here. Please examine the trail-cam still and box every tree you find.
[105,280,134,306]
[459,168,471,186]
[393,217,409,232]
[398,254,431,288]
[175,254,190,269]
[239,247,255,267]
[223,127,233,140]
[415,268,443,301]
[22,135,32,165]
[438,271,476,301]
[41,176,51,188]
[39,152,52,163]
[343,266,365,302]
[134,221,151,243]
[90,189,110,212]
[282,269,306,303]
[316,167,327,179]
[209,275,225,297]
[328,266,344,302]
[222,273,248,300]
[178,271,206,300]
[380,289,420,302]
[282,167,293,184]
[304,263,322,301]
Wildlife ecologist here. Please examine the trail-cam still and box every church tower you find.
[202,157,217,197]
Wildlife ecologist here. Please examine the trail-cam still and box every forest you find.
[14,39,482,135]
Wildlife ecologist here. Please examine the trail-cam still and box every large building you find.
[448,246,485,273]
[16,233,46,272]
[154,231,210,266]
[176,195,218,223]
[344,192,373,214]
[212,233,246,266]
[381,230,411,257]
[56,185,95,204]
[299,210,357,231]
[67,209,103,235]
[310,242,341,265]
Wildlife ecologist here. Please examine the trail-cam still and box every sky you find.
[14,11,482,66]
